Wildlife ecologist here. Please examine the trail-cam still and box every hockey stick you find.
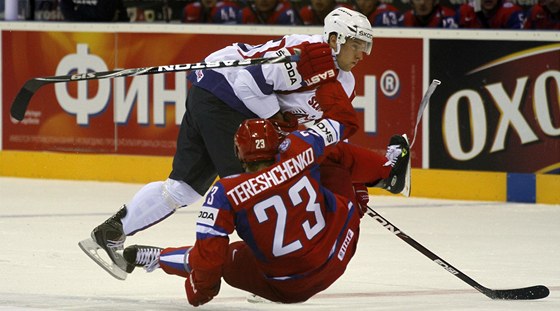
[10,53,299,121]
[369,78,548,299]
[367,207,549,300]
[398,79,440,197]
[409,79,441,148]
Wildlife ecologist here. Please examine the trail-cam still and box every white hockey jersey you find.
[187,34,355,123]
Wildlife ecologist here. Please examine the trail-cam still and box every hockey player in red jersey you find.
[238,0,297,24]
[524,0,560,30]
[354,0,403,27]
[457,0,525,29]
[182,0,240,24]
[298,0,351,25]
[401,0,457,28]
[122,114,410,306]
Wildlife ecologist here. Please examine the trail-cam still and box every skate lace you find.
[384,145,402,167]
[107,239,124,250]
[136,248,161,272]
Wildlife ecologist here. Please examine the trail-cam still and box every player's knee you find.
[163,179,203,209]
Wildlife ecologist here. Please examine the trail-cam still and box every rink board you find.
[1,150,558,204]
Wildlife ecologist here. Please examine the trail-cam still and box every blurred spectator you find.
[238,0,297,24]
[35,0,65,21]
[354,0,402,26]
[457,0,524,28]
[299,0,350,25]
[183,0,240,23]
[402,0,457,27]
[60,0,129,21]
[524,0,560,29]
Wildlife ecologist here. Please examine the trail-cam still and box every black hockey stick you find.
[367,78,548,299]
[367,207,549,300]
[10,53,299,121]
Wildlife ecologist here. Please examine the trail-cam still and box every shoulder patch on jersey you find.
[279,138,291,153]
[198,205,218,226]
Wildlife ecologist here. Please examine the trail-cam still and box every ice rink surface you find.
[1,177,559,311]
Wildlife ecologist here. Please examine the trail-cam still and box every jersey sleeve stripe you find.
[196,224,228,238]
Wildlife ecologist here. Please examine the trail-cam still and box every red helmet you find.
[234,119,280,163]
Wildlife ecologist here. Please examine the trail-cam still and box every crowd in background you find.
[2,0,559,29]
[180,0,558,29]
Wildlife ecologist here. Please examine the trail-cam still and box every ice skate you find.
[381,134,411,197]
[123,245,162,272]
[79,206,129,280]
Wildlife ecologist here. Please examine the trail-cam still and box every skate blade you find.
[78,238,128,280]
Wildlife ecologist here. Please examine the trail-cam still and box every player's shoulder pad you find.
[305,118,342,146]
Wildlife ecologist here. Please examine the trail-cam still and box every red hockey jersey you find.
[186,118,359,293]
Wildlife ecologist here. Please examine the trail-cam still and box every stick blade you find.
[485,285,549,300]
[10,79,47,121]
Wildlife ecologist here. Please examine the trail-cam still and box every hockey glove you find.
[269,111,299,138]
[291,42,337,87]
[185,270,221,307]
[353,183,369,218]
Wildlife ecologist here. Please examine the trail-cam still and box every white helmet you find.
[323,8,373,55]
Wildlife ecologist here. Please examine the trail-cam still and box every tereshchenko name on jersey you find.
[226,147,314,205]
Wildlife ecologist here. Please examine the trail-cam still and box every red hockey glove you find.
[185,270,220,307]
[354,183,370,218]
[293,42,337,87]
[268,111,299,138]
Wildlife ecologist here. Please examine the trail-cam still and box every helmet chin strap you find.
[329,34,345,55]
[334,41,342,55]
[333,44,341,55]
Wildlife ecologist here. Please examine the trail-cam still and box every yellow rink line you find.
[0,150,172,184]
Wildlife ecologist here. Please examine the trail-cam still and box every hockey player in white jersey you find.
[79,7,411,279]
